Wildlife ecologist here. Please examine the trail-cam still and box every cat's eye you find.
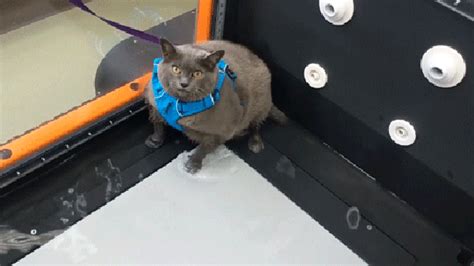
[172,66,181,75]
[192,71,203,79]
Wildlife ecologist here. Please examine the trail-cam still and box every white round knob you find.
[420,45,466,88]
[304,63,328,89]
[319,0,354,26]
[388,120,417,146]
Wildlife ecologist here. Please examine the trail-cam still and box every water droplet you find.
[346,206,360,230]
[30,229,37,235]
[0,149,12,160]
[276,156,296,179]
[367,225,373,230]
[68,188,74,194]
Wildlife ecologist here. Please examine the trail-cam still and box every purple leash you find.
[69,0,161,44]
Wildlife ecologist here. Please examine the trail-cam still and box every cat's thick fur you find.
[144,38,287,173]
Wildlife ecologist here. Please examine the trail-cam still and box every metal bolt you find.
[129,82,140,91]
[0,149,12,160]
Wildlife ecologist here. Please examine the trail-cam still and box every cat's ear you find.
[159,38,177,59]
[201,50,225,70]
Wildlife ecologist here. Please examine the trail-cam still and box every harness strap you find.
[152,58,237,131]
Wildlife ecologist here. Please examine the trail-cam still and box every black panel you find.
[437,0,474,21]
[254,122,464,265]
[223,0,474,253]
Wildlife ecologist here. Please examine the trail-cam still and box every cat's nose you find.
[180,82,189,88]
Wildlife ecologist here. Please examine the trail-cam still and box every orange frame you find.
[0,0,214,170]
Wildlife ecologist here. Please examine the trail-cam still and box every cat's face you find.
[158,38,225,101]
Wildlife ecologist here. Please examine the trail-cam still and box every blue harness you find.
[151,57,237,132]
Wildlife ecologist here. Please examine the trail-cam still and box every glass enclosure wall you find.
[0,0,198,144]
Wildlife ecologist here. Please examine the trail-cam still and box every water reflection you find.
[276,156,296,179]
[346,206,361,230]
[0,226,61,255]
[57,184,88,226]
[0,181,90,258]
[0,225,98,263]
[95,159,123,202]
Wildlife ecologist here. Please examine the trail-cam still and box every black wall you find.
[224,0,474,251]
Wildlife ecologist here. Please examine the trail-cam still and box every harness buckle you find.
[226,67,237,80]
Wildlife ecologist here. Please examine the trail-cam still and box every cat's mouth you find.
[170,87,207,101]
[171,89,196,101]
[175,88,190,97]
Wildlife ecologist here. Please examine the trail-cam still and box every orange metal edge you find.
[0,74,150,170]
[0,0,214,171]
[195,0,214,43]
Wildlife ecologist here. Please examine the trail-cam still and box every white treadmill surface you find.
[17,147,366,265]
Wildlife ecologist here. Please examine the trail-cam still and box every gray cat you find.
[144,38,287,173]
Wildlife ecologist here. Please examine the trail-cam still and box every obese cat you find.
[144,38,287,173]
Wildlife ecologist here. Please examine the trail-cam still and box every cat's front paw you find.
[184,157,202,174]
[145,134,164,149]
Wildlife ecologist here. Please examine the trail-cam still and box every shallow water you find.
[0,226,62,255]
[176,145,241,182]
